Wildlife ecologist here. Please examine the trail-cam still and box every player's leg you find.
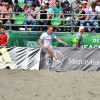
[46,46,58,60]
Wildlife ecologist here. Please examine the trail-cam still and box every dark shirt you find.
[13,5,23,13]
[40,11,47,19]
[76,9,85,20]
[24,0,34,7]
[63,7,71,17]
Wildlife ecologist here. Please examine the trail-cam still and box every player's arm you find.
[56,38,68,46]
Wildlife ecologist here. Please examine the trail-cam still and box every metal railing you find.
[0,12,100,33]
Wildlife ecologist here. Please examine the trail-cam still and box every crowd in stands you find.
[0,0,100,32]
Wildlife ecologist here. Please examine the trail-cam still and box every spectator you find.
[45,1,53,19]
[49,0,56,8]
[96,0,100,6]
[34,0,40,12]
[81,1,89,13]
[82,0,90,8]
[24,4,38,31]
[86,3,99,32]
[0,1,3,24]
[89,0,100,12]
[2,0,13,6]
[75,4,86,26]
[1,1,13,25]
[37,6,49,31]
[52,1,63,18]
[71,0,80,13]
[0,25,9,46]
[13,0,23,14]
[62,1,72,31]
[23,0,34,9]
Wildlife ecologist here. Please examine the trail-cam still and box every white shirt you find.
[40,32,57,47]
[89,6,100,12]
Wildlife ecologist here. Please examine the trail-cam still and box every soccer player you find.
[73,26,85,47]
[39,25,68,61]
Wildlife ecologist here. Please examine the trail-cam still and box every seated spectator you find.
[96,0,100,6]
[52,1,63,18]
[81,1,89,13]
[34,0,40,12]
[89,0,100,12]
[45,1,53,19]
[24,4,38,31]
[23,0,34,9]
[62,1,72,31]
[75,4,86,26]
[42,0,55,8]
[71,0,80,13]
[2,0,13,6]
[37,6,49,31]
[86,4,99,32]
[13,0,23,15]
[1,1,13,24]
[49,0,56,8]
[0,1,3,24]
[82,0,90,8]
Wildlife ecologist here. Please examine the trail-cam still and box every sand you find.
[0,69,100,100]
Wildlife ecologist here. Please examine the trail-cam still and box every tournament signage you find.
[53,47,100,71]
[6,31,100,48]
[0,46,100,71]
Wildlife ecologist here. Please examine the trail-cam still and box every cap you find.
[79,26,84,32]
[82,1,87,4]
[45,1,49,4]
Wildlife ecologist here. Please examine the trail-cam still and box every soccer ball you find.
[72,38,79,44]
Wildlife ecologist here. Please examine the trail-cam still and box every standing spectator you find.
[24,4,38,31]
[86,3,99,32]
[71,0,80,13]
[52,1,63,18]
[37,6,49,31]
[0,25,9,46]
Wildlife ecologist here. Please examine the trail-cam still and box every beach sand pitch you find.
[0,69,100,100]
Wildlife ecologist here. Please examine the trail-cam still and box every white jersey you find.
[40,32,57,47]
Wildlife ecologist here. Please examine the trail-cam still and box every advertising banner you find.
[6,31,100,48]
[0,46,40,70]
[51,47,100,71]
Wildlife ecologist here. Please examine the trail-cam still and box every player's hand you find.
[64,43,68,47]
